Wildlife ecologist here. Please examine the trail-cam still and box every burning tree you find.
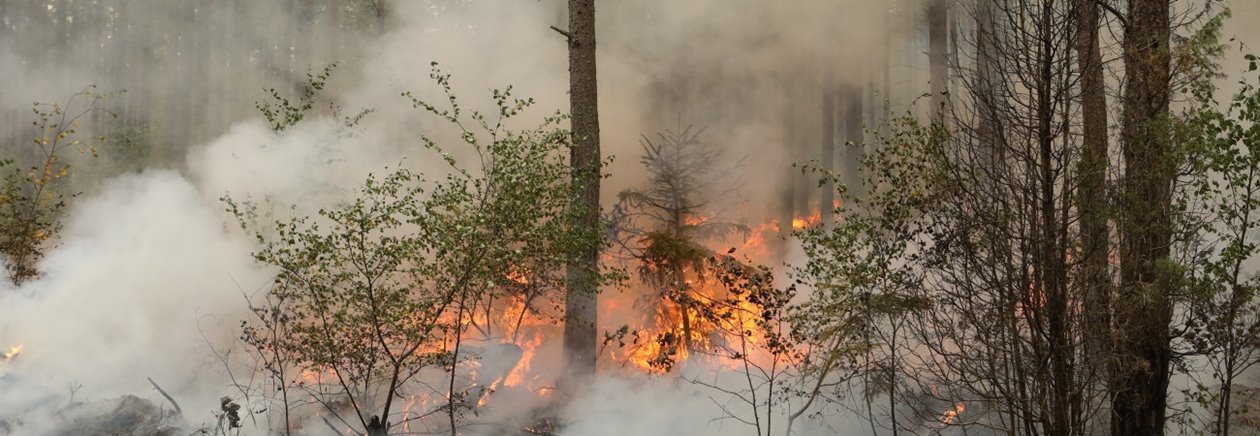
[609,125,748,370]
[229,66,603,435]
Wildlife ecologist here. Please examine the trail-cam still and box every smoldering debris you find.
[0,395,185,436]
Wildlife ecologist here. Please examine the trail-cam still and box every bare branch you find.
[147,377,183,416]
[1095,0,1128,29]
[549,25,571,40]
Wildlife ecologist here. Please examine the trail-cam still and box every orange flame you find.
[940,401,966,425]
[2,344,22,362]
[504,332,545,387]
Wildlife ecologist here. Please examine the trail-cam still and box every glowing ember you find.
[2,344,22,362]
[939,401,966,425]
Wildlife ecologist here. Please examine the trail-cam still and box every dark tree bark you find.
[821,83,836,231]
[1112,1,1174,434]
[563,0,600,381]
[366,415,387,436]
[779,81,799,239]
[975,0,1002,164]
[841,84,864,200]
[927,0,948,119]
[1075,0,1111,386]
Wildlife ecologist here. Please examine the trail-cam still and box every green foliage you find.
[0,87,111,284]
[638,230,709,284]
[256,63,337,133]
[1176,8,1231,98]
[232,65,608,433]
[792,115,939,385]
[1175,48,1260,433]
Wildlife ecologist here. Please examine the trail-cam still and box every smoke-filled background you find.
[1,1,1259,435]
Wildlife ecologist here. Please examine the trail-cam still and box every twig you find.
[549,25,571,40]
[1095,0,1128,29]
[321,415,345,436]
[148,377,183,416]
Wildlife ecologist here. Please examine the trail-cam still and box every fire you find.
[684,213,716,227]
[625,317,692,373]
[2,344,22,361]
[503,332,544,387]
[789,200,841,231]
[939,401,966,425]
[791,214,817,231]
[505,266,530,285]
[612,205,848,373]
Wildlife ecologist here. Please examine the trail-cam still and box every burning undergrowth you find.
[0,119,843,435]
[0,2,891,434]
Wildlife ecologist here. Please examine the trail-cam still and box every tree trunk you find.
[563,0,600,381]
[975,0,1003,167]
[820,83,836,231]
[1113,1,1173,434]
[1075,0,1110,393]
[374,0,388,36]
[841,84,864,200]
[1034,3,1072,433]
[780,88,798,240]
[927,0,948,119]
[366,415,387,436]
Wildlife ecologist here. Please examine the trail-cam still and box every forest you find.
[2,1,1260,435]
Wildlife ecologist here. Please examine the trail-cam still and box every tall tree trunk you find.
[1113,1,1173,434]
[563,0,600,381]
[821,82,836,231]
[780,82,798,240]
[1035,2,1071,433]
[927,0,948,119]
[975,0,1002,166]
[1075,0,1110,397]
[842,84,864,200]
[374,0,388,36]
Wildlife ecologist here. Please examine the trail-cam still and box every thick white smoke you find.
[0,170,267,431]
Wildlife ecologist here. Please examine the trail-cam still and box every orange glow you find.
[2,344,22,362]
[504,332,544,387]
[505,266,530,285]
[298,368,338,385]
[611,205,848,373]
[625,315,691,373]
[792,210,823,230]
[684,213,716,227]
[939,402,966,425]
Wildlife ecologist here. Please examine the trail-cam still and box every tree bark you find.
[1075,0,1111,388]
[563,0,600,381]
[975,0,1002,165]
[821,83,836,231]
[841,84,864,200]
[927,0,948,119]
[1113,1,1173,434]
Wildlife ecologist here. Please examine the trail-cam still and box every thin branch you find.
[148,377,183,416]
[549,25,571,40]
[1095,0,1128,29]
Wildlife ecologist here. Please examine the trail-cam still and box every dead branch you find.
[549,25,571,40]
[148,377,183,416]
